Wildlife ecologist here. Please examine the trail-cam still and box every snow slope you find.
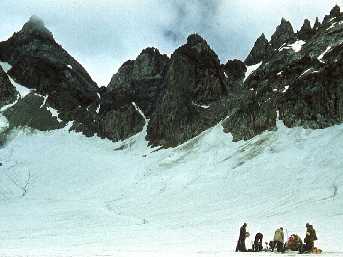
[0,118,342,257]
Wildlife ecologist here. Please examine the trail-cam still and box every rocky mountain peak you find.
[132,47,169,79]
[185,33,216,57]
[330,4,341,17]
[3,5,343,149]
[300,19,312,31]
[21,15,54,41]
[108,47,169,90]
[245,33,272,65]
[270,18,295,49]
[298,19,313,40]
[281,17,288,24]
[187,33,207,46]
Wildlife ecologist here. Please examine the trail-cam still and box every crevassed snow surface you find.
[244,62,262,82]
[0,119,343,257]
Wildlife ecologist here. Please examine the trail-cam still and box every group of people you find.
[235,223,318,253]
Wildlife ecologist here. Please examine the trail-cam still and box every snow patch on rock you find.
[279,40,306,53]
[46,107,62,123]
[0,114,9,133]
[0,61,32,98]
[282,85,290,93]
[244,61,262,82]
[192,101,210,109]
[318,46,332,62]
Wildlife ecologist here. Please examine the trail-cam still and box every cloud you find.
[0,0,341,85]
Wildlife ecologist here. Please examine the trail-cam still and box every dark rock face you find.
[97,104,145,141]
[224,59,247,81]
[222,59,247,93]
[0,16,99,126]
[270,18,296,49]
[147,34,228,147]
[0,66,17,108]
[223,94,277,142]
[245,34,272,65]
[280,46,343,128]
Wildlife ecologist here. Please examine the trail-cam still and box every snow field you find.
[0,118,342,256]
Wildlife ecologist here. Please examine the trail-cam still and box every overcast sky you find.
[0,0,341,85]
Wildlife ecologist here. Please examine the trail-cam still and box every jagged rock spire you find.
[108,46,169,91]
[313,17,321,31]
[298,19,313,40]
[245,33,272,66]
[270,18,296,49]
[330,4,341,17]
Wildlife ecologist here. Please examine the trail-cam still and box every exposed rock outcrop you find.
[3,93,65,131]
[222,93,277,141]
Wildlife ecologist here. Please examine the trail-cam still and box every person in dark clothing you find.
[253,232,263,252]
[300,223,317,253]
[235,223,248,252]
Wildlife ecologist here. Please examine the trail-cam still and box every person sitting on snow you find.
[285,234,303,251]
[253,232,263,252]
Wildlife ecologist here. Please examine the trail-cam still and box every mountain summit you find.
[2,6,343,147]
[21,15,54,40]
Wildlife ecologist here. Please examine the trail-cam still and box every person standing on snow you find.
[272,227,284,252]
[235,223,248,252]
